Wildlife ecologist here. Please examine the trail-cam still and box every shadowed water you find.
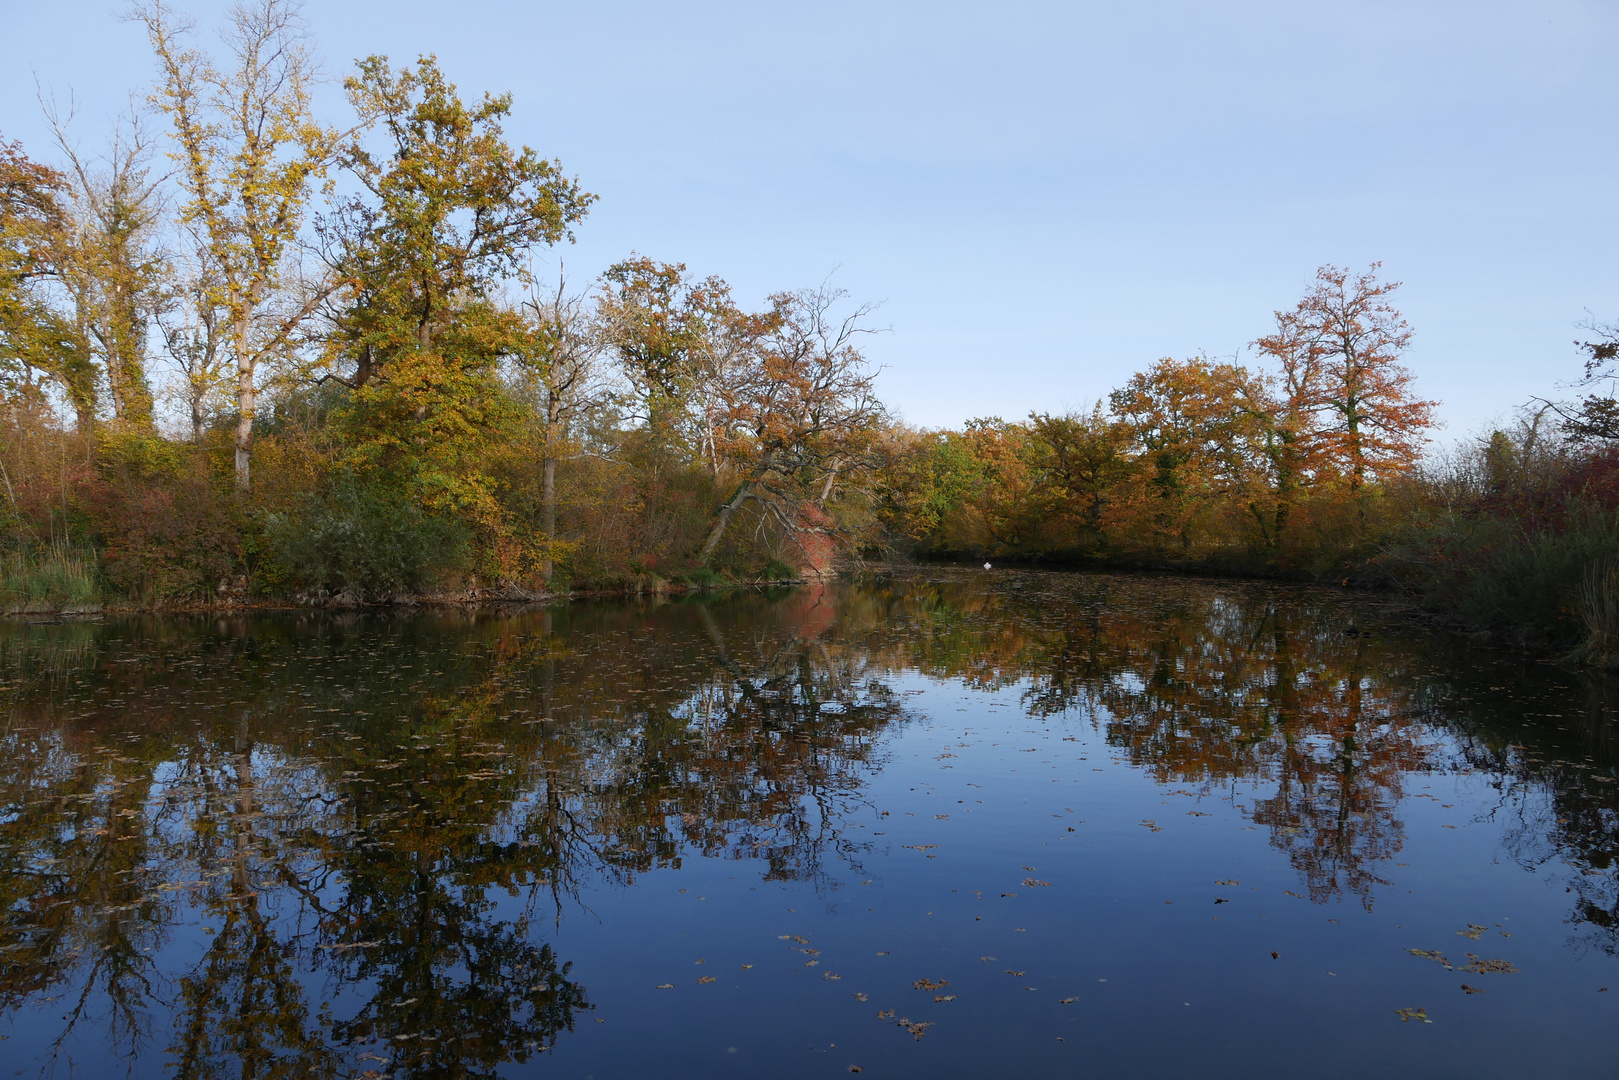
[0,568,1615,1078]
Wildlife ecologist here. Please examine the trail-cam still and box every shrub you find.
[86,436,238,602]
[263,477,469,597]
[762,558,798,581]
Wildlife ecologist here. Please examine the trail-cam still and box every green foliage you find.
[1387,500,1619,649]
[263,476,469,596]
[682,566,730,590]
[96,426,186,482]
[0,540,99,608]
[762,558,797,581]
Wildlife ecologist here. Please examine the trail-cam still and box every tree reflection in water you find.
[0,571,1613,1075]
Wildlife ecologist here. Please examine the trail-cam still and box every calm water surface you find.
[0,568,1616,1078]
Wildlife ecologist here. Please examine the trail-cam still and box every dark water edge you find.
[0,567,1615,1079]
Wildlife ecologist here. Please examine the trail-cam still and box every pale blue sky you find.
[4,0,1616,439]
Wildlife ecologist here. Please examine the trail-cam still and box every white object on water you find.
[983,562,992,570]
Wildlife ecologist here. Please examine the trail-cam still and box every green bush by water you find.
[0,542,100,608]
[263,479,470,597]
[761,558,798,581]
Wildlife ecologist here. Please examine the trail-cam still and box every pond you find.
[0,568,1615,1078]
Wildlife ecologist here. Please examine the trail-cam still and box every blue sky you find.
[4,0,1616,441]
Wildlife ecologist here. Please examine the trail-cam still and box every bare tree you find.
[516,271,614,583]
[155,230,230,439]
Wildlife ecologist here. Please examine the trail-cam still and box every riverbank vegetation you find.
[2,0,1617,664]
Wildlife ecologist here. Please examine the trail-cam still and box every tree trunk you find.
[541,394,559,584]
[698,479,753,565]
[233,311,253,490]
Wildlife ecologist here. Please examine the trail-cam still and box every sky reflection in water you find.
[0,569,1615,1078]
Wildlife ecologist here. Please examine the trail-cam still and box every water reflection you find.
[0,571,1614,1075]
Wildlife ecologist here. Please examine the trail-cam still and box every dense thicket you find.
[0,1,884,603]
[1,0,1616,666]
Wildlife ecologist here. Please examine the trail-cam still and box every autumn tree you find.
[136,0,336,488]
[43,103,167,430]
[1557,318,1619,443]
[0,135,94,422]
[1029,404,1132,542]
[1108,356,1270,549]
[316,54,593,578]
[323,54,593,384]
[693,283,882,565]
[596,255,739,467]
[1264,264,1437,500]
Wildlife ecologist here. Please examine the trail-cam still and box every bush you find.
[87,436,238,602]
[761,558,798,581]
[263,477,469,597]
[1381,421,1619,651]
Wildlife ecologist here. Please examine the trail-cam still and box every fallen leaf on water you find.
[933,994,957,1002]
[913,978,949,990]
[1005,970,1025,976]
[1059,997,1078,1004]
[848,1068,863,1073]
[1393,1007,1431,1023]
[1461,984,1484,994]
[978,956,996,962]
[824,972,842,980]
[697,976,716,984]
[1022,879,1051,887]
[656,983,673,990]
[854,993,868,1002]
[1216,880,1240,886]
[1407,949,1453,971]
[1271,951,1280,959]
[741,964,753,970]
[1457,924,1487,940]
[1459,954,1519,975]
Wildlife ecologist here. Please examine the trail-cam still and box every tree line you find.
[878,263,1438,562]
[3,0,1618,662]
[0,0,883,600]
